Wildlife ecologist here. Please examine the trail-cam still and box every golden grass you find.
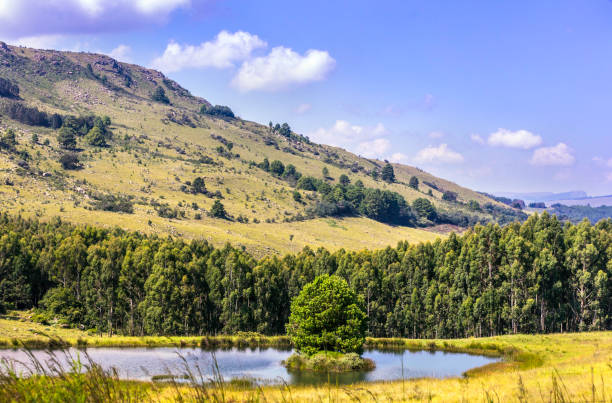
[0,69,506,256]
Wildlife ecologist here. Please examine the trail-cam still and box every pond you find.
[0,347,500,386]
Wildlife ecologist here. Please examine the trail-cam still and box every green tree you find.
[191,177,206,194]
[322,167,329,178]
[339,174,350,185]
[287,274,367,355]
[270,160,285,176]
[86,126,107,147]
[381,163,395,183]
[210,200,227,219]
[412,198,437,221]
[57,127,76,150]
[409,176,419,190]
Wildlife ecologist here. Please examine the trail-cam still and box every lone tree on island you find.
[287,274,367,356]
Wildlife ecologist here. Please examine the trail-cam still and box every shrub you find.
[59,153,80,170]
[90,194,134,213]
[151,86,170,104]
[469,200,482,211]
[270,160,284,176]
[292,190,302,202]
[442,191,458,202]
[200,104,234,118]
[339,174,350,185]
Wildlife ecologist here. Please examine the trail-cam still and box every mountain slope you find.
[0,43,521,255]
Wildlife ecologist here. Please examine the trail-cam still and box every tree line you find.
[0,212,609,337]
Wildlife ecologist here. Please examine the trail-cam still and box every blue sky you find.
[1,0,611,195]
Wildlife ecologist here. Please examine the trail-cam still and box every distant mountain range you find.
[495,191,588,203]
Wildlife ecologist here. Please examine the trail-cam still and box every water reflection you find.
[0,346,499,386]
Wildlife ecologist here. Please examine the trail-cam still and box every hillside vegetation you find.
[0,42,524,255]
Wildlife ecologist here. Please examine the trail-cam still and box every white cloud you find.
[8,34,63,49]
[295,103,312,114]
[231,46,335,92]
[487,128,542,149]
[152,31,266,73]
[108,44,132,62]
[428,131,444,139]
[593,156,612,167]
[135,0,189,15]
[309,120,387,148]
[414,144,464,165]
[530,143,575,166]
[0,0,192,37]
[355,139,391,158]
[470,134,485,144]
[389,152,409,164]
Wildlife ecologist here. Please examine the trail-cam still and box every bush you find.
[200,104,234,118]
[270,160,284,176]
[90,194,134,213]
[59,153,80,170]
[151,86,170,104]
[292,190,302,202]
[287,274,367,355]
[442,191,458,202]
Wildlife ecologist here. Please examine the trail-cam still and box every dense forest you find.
[0,212,609,338]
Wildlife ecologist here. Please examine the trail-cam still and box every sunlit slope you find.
[0,43,508,254]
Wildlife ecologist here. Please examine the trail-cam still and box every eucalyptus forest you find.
[1,212,609,339]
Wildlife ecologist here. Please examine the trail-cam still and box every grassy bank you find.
[283,352,376,373]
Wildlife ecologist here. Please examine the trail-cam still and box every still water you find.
[0,347,499,385]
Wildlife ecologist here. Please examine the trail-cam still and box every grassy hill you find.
[0,42,523,255]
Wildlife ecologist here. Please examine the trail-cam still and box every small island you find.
[283,274,375,373]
